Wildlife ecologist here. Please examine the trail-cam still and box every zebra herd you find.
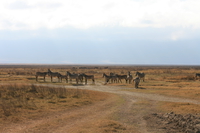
[36,69,95,85]
[102,71,144,88]
[35,69,145,88]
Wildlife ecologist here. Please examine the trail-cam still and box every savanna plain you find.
[0,65,200,133]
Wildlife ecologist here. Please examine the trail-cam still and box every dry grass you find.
[1,65,200,99]
[0,84,109,123]
[159,101,200,114]
[1,65,200,118]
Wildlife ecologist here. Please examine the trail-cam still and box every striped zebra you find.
[133,77,140,88]
[126,71,133,84]
[35,72,48,82]
[47,69,61,82]
[110,72,117,83]
[66,71,79,84]
[60,74,68,83]
[78,73,84,83]
[196,73,200,80]
[102,73,112,84]
[135,71,145,82]
[116,74,127,83]
[82,73,95,85]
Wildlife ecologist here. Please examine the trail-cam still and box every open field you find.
[1,64,200,101]
[1,64,200,133]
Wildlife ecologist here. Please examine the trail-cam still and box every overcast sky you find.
[0,0,200,65]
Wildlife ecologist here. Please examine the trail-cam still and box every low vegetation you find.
[0,65,200,118]
[0,84,109,123]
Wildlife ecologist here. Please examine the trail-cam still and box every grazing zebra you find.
[135,71,145,82]
[60,74,68,83]
[102,73,112,84]
[196,73,200,80]
[116,74,127,83]
[133,77,140,88]
[35,72,48,82]
[47,69,61,82]
[66,71,79,84]
[82,73,95,85]
[126,71,133,84]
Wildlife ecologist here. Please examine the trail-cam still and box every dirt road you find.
[2,82,200,133]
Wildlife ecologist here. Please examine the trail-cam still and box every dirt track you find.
[2,82,200,133]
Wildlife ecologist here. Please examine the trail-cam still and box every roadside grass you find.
[158,101,200,114]
[125,79,200,101]
[0,84,109,123]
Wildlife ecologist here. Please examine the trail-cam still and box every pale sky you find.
[0,0,200,65]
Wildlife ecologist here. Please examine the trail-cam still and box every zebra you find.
[35,72,48,82]
[59,74,68,83]
[110,72,117,83]
[82,73,95,85]
[126,71,133,84]
[66,71,79,84]
[135,71,145,82]
[133,77,140,88]
[195,73,200,80]
[102,73,112,84]
[47,69,61,82]
[116,74,127,83]
[78,73,84,83]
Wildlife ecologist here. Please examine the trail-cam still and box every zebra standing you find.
[59,74,68,83]
[133,77,140,88]
[47,69,61,82]
[82,73,95,85]
[126,71,133,84]
[66,71,79,84]
[78,73,84,83]
[195,73,200,80]
[110,72,117,83]
[135,71,145,82]
[35,72,48,82]
[103,73,112,84]
[116,74,127,83]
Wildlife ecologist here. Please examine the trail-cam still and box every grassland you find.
[1,64,200,131]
